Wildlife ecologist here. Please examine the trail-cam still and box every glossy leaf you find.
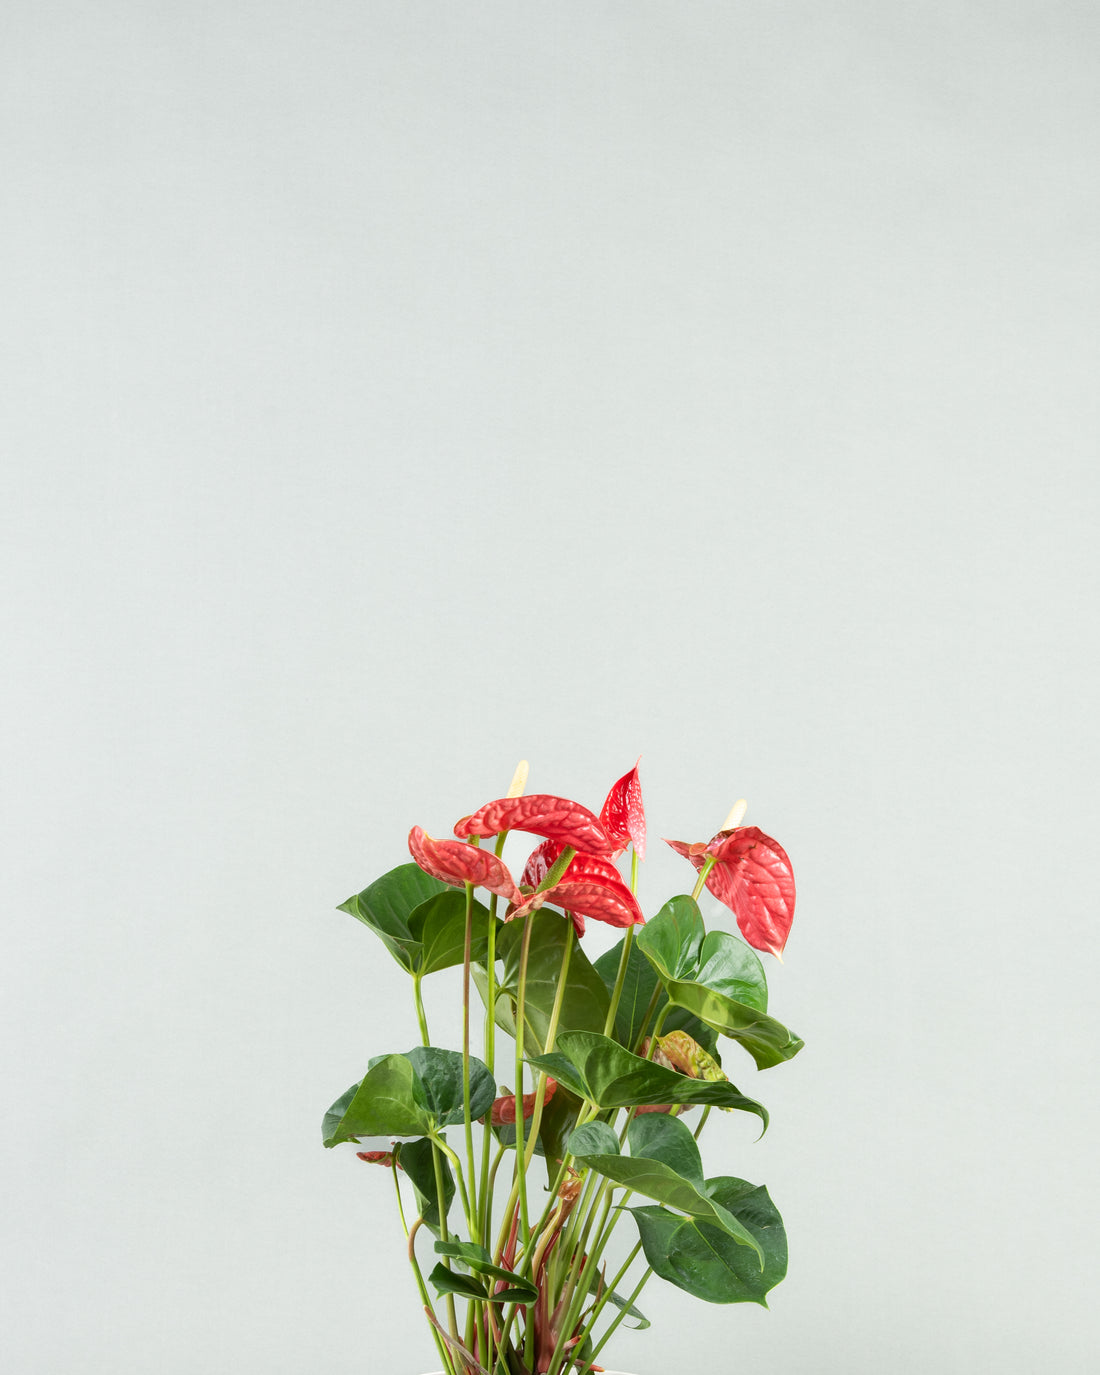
[600,761,646,859]
[492,908,611,1051]
[635,896,706,982]
[338,863,450,972]
[633,1178,787,1305]
[692,931,769,1012]
[593,936,719,1056]
[663,978,804,1070]
[454,794,617,856]
[396,1137,454,1236]
[406,890,495,977]
[433,1241,539,1305]
[408,827,520,902]
[527,1031,767,1127]
[321,1055,430,1145]
[404,1046,496,1128]
[566,1115,764,1264]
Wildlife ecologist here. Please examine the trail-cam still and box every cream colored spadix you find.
[506,759,529,798]
[721,797,748,831]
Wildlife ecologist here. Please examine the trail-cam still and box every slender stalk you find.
[570,1238,643,1360]
[461,879,480,1242]
[602,924,635,1039]
[406,1218,457,1375]
[413,974,431,1047]
[691,853,717,902]
[478,832,507,1245]
[511,908,535,1245]
[581,1261,652,1372]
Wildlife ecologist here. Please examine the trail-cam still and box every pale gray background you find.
[3,3,1098,1373]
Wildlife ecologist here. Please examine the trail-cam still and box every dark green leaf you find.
[635,896,705,982]
[566,1113,763,1263]
[338,863,449,972]
[663,980,804,1070]
[594,937,719,1057]
[495,910,610,1052]
[693,931,768,1012]
[404,1047,496,1128]
[527,1031,768,1127]
[434,1241,538,1303]
[407,891,496,976]
[321,1055,430,1145]
[633,1178,787,1305]
[395,1138,453,1236]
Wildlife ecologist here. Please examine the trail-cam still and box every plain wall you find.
[3,4,1098,1372]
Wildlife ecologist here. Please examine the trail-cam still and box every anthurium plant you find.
[323,762,802,1375]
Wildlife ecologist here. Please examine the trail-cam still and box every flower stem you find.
[691,853,717,902]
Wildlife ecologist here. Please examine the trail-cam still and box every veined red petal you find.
[407,826,520,903]
[454,794,616,856]
[600,761,646,859]
[539,878,644,929]
[521,839,627,891]
[704,826,795,958]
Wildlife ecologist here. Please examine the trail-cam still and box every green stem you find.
[581,1260,652,1372]
[479,833,506,1245]
[602,923,635,1039]
[691,853,717,902]
[406,1218,458,1375]
[570,1238,643,1362]
[413,975,430,1047]
[461,880,479,1243]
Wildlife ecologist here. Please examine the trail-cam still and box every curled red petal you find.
[407,826,520,902]
[356,1150,400,1168]
[663,837,710,866]
[489,1078,558,1126]
[600,760,646,859]
[539,877,644,929]
[704,826,795,958]
[454,794,616,856]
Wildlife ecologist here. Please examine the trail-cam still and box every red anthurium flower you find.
[665,825,795,958]
[599,760,646,859]
[486,1077,558,1126]
[454,794,617,857]
[517,838,645,935]
[407,826,521,903]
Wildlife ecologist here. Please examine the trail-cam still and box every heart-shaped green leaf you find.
[527,1031,767,1128]
[406,890,495,977]
[404,1046,495,1128]
[663,980,803,1070]
[493,909,610,1051]
[594,936,719,1056]
[338,863,450,972]
[635,896,706,981]
[321,1049,495,1145]
[566,1115,763,1264]
[632,1177,787,1305]
[321,1055,431,1145]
